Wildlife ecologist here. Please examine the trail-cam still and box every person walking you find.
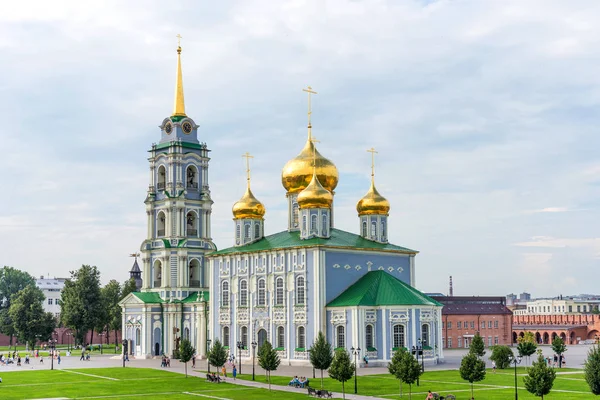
[57,353,61,365]
[80,350,85,361]
[232,365,237,380]
[192,353,196,368]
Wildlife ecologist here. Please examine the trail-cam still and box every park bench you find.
[206,374,221,383]
[307,387,333,398]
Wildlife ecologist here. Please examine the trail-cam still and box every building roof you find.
[130,259,141,273]
[431,296,513,315]
[132,290,209,304]
[327,271,442,307]
[35,277,67,291]
[513,324,587,330]
[209,228,417,256]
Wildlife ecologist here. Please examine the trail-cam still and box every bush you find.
[584,345,600,395]
[489,345,513,369]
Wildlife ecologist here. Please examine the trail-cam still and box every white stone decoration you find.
[330,311,346,324]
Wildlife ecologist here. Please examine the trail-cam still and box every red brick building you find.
[431,296,513,349]
[512,313,600,345]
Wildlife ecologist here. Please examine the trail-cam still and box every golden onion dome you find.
[356,180,390,216]
[232,186,265,219]
[282,138,339,194]
[297,173,333,209]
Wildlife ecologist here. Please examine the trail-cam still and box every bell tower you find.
[139,39,215,300]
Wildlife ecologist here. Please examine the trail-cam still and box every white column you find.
[382,308,387,361]
[412,308,417,348]
[437,308,444,360]
[409,255,415,287]
[199,303,207,358]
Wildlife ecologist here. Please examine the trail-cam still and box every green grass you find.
[0,367,312,400]
[238,367,593,399]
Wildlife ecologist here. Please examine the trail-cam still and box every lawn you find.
[238,367,593,399]
[0,367,311,400]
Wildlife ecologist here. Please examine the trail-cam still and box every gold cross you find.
[242,152,254,186]
[176,34,182,47]
[129,253,140,259]
[367,147,378,178]
[302,86,318,127]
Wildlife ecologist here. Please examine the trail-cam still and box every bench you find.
[307,387,333,398]
[206,374,221,383]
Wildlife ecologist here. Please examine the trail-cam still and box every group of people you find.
[0,350,63,367]
[288,376,310,388]
[160,355,171,367]
[546,354,566,367]
[218,364,237,379]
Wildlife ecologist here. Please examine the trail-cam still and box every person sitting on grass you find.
[426,390,434,400]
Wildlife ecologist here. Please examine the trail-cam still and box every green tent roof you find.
[132,290,209,304]
[327,271,442,307]
[209,228,417,256]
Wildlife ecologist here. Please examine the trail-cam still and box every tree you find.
[396,351,423,399]
[584,345,600,395]
[0,266,35,348]
[517,332,538,366]
[470,333,485,358]
[207,339,228,377]
[121,278,138,299]
[309,331,334,388]
[258,340,281,390]
[388,348,408,397]
[60,265,103,346]
[9,285,56,348]
[460,352,487,399]
[101,280,121,345]
[179,338,195,378]
[551,336,567,368]
[489,345,513,369]
[523,352,556,399]
[328,349,354,400]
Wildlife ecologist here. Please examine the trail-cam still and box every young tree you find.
[489,345,513,369]
[523,352,556,399]
[396,351,423,399]
[460,352,486,399]
[328,349,354,400]
[258,340,281,390]
[388,348,408,397]
[309,331,334,388]
[0,266,35,348]
[470,333,486,358]
[517,332,538,366]
[9,285,56,348]
[179,338,195,377]
[584,345,600,395]
[121,278,138,299]
[207,339,228,377]
[551,336,567,368]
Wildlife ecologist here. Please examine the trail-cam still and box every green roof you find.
[132,290,209,304]
[208,228,417,256]
[326,271,442,307]
[151,141,204,151]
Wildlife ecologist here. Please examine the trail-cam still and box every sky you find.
[0,0,598,298]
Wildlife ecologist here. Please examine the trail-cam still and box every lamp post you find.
[99,333,105,355]
[206,339,211,373]
[66,333,72,352]
[251,341,257,381]
[237,341,243,375]
[418,338,425,372]
[350,346,361,394]
[509,354,523,400]
[49,338,57,370]
[35,334,41,352]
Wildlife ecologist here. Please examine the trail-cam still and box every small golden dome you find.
[232,187,265,219]
[356,180,390,216]
[282,139,338,194]
[297,173,333,209]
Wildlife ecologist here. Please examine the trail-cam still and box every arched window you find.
[244,224,250,239]
[157,165,166,190]
[221,281,229,307]
[223,326,230,347]
[186,166,198,189]
[157,211,166,237]
[277,326,285,349]
[311,214,318,234]
[186,211,197,237]
[153,261,162,288]
[322,214,328,236]
[292,202,299,228]
[365,324,374,349]
[240,279,248,306]
[421,324,429,347]
[184,327,190,340]
[381,220,386,240]
[302,215,307,231]
[297,326,306,349]
[362,221,367,237]
[258,278,266,306]
[275,277,284,305]
[393,325,405,349]
[136,328,141,344]
[254,223,260,239]
[236,224,240,241]
[371,220,377,238]
[241,326,248,348]
[296,276,305,305]
[336,325,345,348]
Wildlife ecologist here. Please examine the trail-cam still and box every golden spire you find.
[172,34,186,117]
[302,86,317,139]
[242,152,254,189]
[232,152,265,220]
[367,147,377,183]
[357,147,390,216]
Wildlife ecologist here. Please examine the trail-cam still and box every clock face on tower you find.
[165,122,173,134]
[182,121,193,134]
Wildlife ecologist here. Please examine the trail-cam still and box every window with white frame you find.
[296,276,305,305]
[362,221,367,237]
[381,220,386,240]
[258,278,266,306]
[277,326,285,348]
[241,326,248,348]
[244,224,250,239]
[236,224,240,240]
[494,320,498,328]
[494,336,499,345]
[275,277,284,305]
[240,279,248,306]
[447,338,452,348]
[336,325,345,348]
[223,326,230,347]
[481,321,485,329]
[488,321,492,329]
[221,281,229,307]
[488,336,492,346]
[254,223,260,238]
[311,214,318,234]
[322,214,328,235]
[421,324,429,347]
[297,326,306,349]
[365,324,374,349]
[371,220,377,237]
[393,324,405,348]
[302,215,307,231]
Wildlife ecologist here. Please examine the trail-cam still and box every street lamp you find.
[206,339,212,373]
[99,333,105,354]
[251,341,257,381]
[35,334,41,352]
[350,346,361,394]
[509,354,523,400]
[66,332,72,352]
[49,338,57,370]
[237,341,243,375]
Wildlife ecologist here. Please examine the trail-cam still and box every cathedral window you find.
[393,324,405,349]
[254,223,260,239]
[275,277,284,305]
[421,324,429,347]
[136,328,141,345]
[186,211,197,237]
[296,276,305,305]
[365,324,374,349]
[157,165,166,190]
[244,224,250,239]
[239,279,248,307]
[157,211,166,237]
[184,327,190,340]
[258,278,266,306]
[302,215,307,231]
[371,220,377,238]
[221,281,229,307]
[336,325,345,349]
[362,221,367,237]
[297,326,306,349]
[223,326,230,347]
[186,166,198,189]
[236,224,240,241]
[277,326,285,349]
[322,214,328,236]
[381,220,386,241]
[241,326,248,348]
[153,261,162,288]
[310,214,318,234]
[292,202,299,228]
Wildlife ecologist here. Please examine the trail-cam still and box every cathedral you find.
[121,43,444,367]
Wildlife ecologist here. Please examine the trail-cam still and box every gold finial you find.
[172,34,186,117]
[367,147,378,182]
[242,152,254,188]
[310,137,320,171]
[129,252,140,260]
[302,86,318,138]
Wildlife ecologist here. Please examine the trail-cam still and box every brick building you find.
[431,296,513,349]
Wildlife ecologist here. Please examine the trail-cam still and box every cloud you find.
[532,207,571,213]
